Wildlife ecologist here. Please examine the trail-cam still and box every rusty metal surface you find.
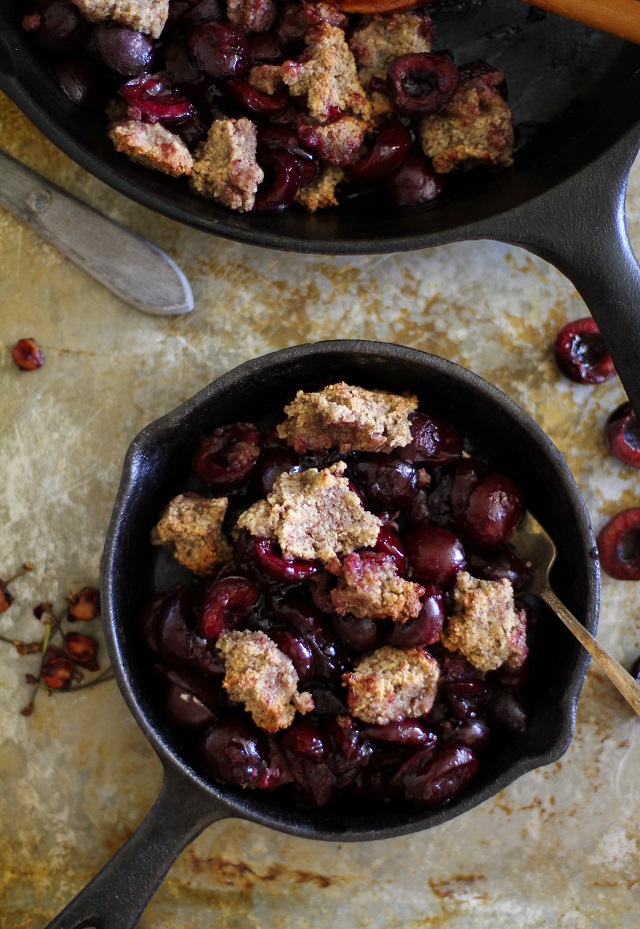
[1,92,639,928]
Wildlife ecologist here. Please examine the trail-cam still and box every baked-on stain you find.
[185,851,338,889]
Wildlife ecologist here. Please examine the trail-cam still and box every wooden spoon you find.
[333,0,640,46]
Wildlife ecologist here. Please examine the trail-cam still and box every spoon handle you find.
[521,0,640,46]
[0,150,193,316]
[542,588,640,716]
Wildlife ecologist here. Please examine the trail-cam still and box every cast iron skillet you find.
[44,341,598,929]
[1,1,640,410]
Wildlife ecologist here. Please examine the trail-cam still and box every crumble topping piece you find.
[70,0,168,38]
[281,23,370,122]
[218,630,314,732]
[331,552,425,622]
[298,115,367,167]
[276,381,418,453]
[227,0,277,32]
[441,572,528,672]
[236,461,382,566]
[344,645,439,725]
[108,119,194,177]
[190,118,264,212]
[296,163,345,212]
[151,492,231,576]
[248,64,285,94]
[419,73,514,174]
[349,12,434,88]
[277,1,348,43]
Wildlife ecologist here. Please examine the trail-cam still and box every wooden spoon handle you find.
[542,588,640,716]
[523,0,640,45]
[333,0,640,46]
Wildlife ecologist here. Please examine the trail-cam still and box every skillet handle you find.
[491,127,640,415]
[42,766,228,929]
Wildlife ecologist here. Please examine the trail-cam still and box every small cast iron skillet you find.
[2,1,640,411]
[44,341,599,929]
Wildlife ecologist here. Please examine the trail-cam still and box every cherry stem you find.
[5,562,34,585]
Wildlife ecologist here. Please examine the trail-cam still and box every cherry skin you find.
[605,401,640,469]
[403,524,466,588]
[554,318,616,384]
[597,509,640,580]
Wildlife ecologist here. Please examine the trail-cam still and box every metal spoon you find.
[0,150,193,316]
[513,512,640,716]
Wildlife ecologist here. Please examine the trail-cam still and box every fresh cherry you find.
[605,401,640,469]
[12,338,44,371]
[554,318,616,384]
[403,524,466,588]
[597,509,640,580]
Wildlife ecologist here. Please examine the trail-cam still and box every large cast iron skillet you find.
[2,1,640,409]
[44,341,598,929]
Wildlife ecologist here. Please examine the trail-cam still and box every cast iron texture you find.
[44,341,599,929]
[2,1,640,414]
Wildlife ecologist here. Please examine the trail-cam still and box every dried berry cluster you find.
[0,567,112,715]
[554,318,640,581]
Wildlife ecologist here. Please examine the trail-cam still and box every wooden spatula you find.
[333,0,640,46]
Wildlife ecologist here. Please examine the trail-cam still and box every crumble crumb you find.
[151,492,231,576]
[227,0,277,32]
[298,115,367,167]
[70,0,168,38]
[190,118,264,212]
[441,572,528,672]
[218,630,314,732]
[296,163,345,212]
[349,12,434,88]
[344,645,440,725]
[247,64,285,94]
[419,73,514,174]
[108,119,194,177]
[276,381,418,453]
[331,552,425,622]
[281,23,370,122]
[236,461,381,567]
[277,1,347,43]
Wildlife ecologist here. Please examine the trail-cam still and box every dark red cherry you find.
[155,664,220,713]
[605,401,640,469]
[386,153,445,206]
[253,447,301,496]
[396,744,478,806]
[22,0,87,56]
[460,473,525,547]
[387,53,458,116]
[181,0,224,24]
[451,459,489,523]
[351,453,417,512]
[349,120,411,181]
[192,422,261,490]
[199,717,270,787]
[156,587,194,665]
[331,613,387,651]
[398,412,464,467]
[140,592,166,653]
[248,30,285,63]
[119,74,196,124]
[362,720,437,747]
[441,718,490,752]
[187,22,252,79]
[597,509,640,580]
[554,318,616,384]
[373,526,406,574]
[254,148,303,213]
[282,722,330,762]
[226,77,289,117]
[465,545,531,591]
[268,628,314,683]
[403,524,465,588]
[234,532,319,588]
[92,23,154,78]
[163,680,217,730]
[387,584,444,647]
[269,594,347,681]
[198,576,259,640]
[55,59,107,110]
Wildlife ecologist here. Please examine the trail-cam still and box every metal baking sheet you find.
[0,92,638,928]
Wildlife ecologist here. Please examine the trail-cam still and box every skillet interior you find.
[104,343,598,841]
[1,0,640,251]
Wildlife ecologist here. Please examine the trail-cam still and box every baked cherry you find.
[386,153,445,206]
[92,23,154,78]
[192,422,261,490]
[55,59,107,110]
[199,716,270,788]
[442,718,490,752]
[387,584,444,647]
[163,680,217,730]
[597,509,640,580]
[605,401,640,469]
[465,545,531,590]
[187,22,252,79]
[119,74,196,124]
[349,120,411,181]
[396,743,478,806]
[331,613,386,651]
[351,453,417,512]
[373,526,406,574]
[387,53,458,116]
[554,318,616,384]
[398,412,464,467]
[225,77,289,117]
[460,473,525,547]
[268,628,314,683]
[198,576,259,640]
[451,459,489,523]
[12,338,44,371]
[254,148,303,213]
[403,524,466,588]
[362,720,437,747]
[22,0,87,56]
